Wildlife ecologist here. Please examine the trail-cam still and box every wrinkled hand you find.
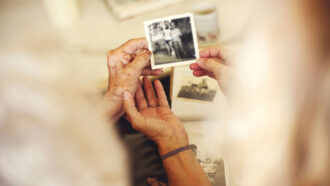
[102,38,163,122]
[123,77,188,155]
[190,47,232,95]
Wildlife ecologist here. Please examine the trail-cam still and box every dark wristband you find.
[161,145,193,160]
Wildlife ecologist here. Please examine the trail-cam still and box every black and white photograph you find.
[191,144,226,186]
[175,76,218,102]
[144,13,199,69]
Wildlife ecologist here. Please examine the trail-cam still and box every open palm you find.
[124,77,187,145]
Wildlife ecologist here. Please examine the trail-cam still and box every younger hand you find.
[123,77,188,155]
[190,47,232,95]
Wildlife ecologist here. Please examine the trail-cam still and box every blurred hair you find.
[220,0,330,186]
[0,52,129,186]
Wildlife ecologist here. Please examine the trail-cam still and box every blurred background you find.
[1,1,330,186]
[0,0,256,85]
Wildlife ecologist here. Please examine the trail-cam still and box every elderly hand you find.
[102,38,163,123]
[124,77,211,186]
[123,77,188,156]
[190,47,232,95]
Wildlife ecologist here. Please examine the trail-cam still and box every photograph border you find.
[143,13,200,69]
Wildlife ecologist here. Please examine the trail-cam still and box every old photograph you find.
[191,144,226,186]
[175,76,218,102]
[144,13,199,69]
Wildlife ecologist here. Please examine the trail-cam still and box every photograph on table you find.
[144,13,199,69]
[190,144,226,186]
[174,76,218,102]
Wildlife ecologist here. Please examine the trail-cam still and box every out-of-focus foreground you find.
[0,0,329,186]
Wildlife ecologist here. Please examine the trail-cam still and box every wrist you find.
[106,89,124,103]
[101,91,124,123]
[156,131,189,156]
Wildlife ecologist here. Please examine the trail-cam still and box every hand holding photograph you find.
[144,13,199,69]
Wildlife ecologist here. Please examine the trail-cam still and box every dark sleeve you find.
[116,118,168,186]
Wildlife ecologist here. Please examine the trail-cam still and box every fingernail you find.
[123,91,130,100]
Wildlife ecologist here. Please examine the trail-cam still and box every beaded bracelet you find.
[161,145,193,160]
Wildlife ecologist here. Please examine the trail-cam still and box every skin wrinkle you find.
[104,39,158,123]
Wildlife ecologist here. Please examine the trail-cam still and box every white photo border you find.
[143,13,200,69]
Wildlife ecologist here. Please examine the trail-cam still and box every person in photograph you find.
[156,25,167,52]
[150,24,164,52]
[163,21,175,59]
[149,24,157,50]
[170,22,186,59]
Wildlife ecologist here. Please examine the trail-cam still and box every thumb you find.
[196,58,222,78]
[123,91,145,130]
[126,50,151,74]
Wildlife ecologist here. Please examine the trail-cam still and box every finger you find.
[135,81,148,110]
[199,47,224,60]
[193,70,208,77]
[123,91,145,130]
[143,77,158,107]
[196,58,222,78]
[147,178,160,186]
[132,49,151,65]
[117,38,148,55]
[126,50,151,75]
[190,63,201,70]
[142,68,164,76]
[154,80,169,107]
